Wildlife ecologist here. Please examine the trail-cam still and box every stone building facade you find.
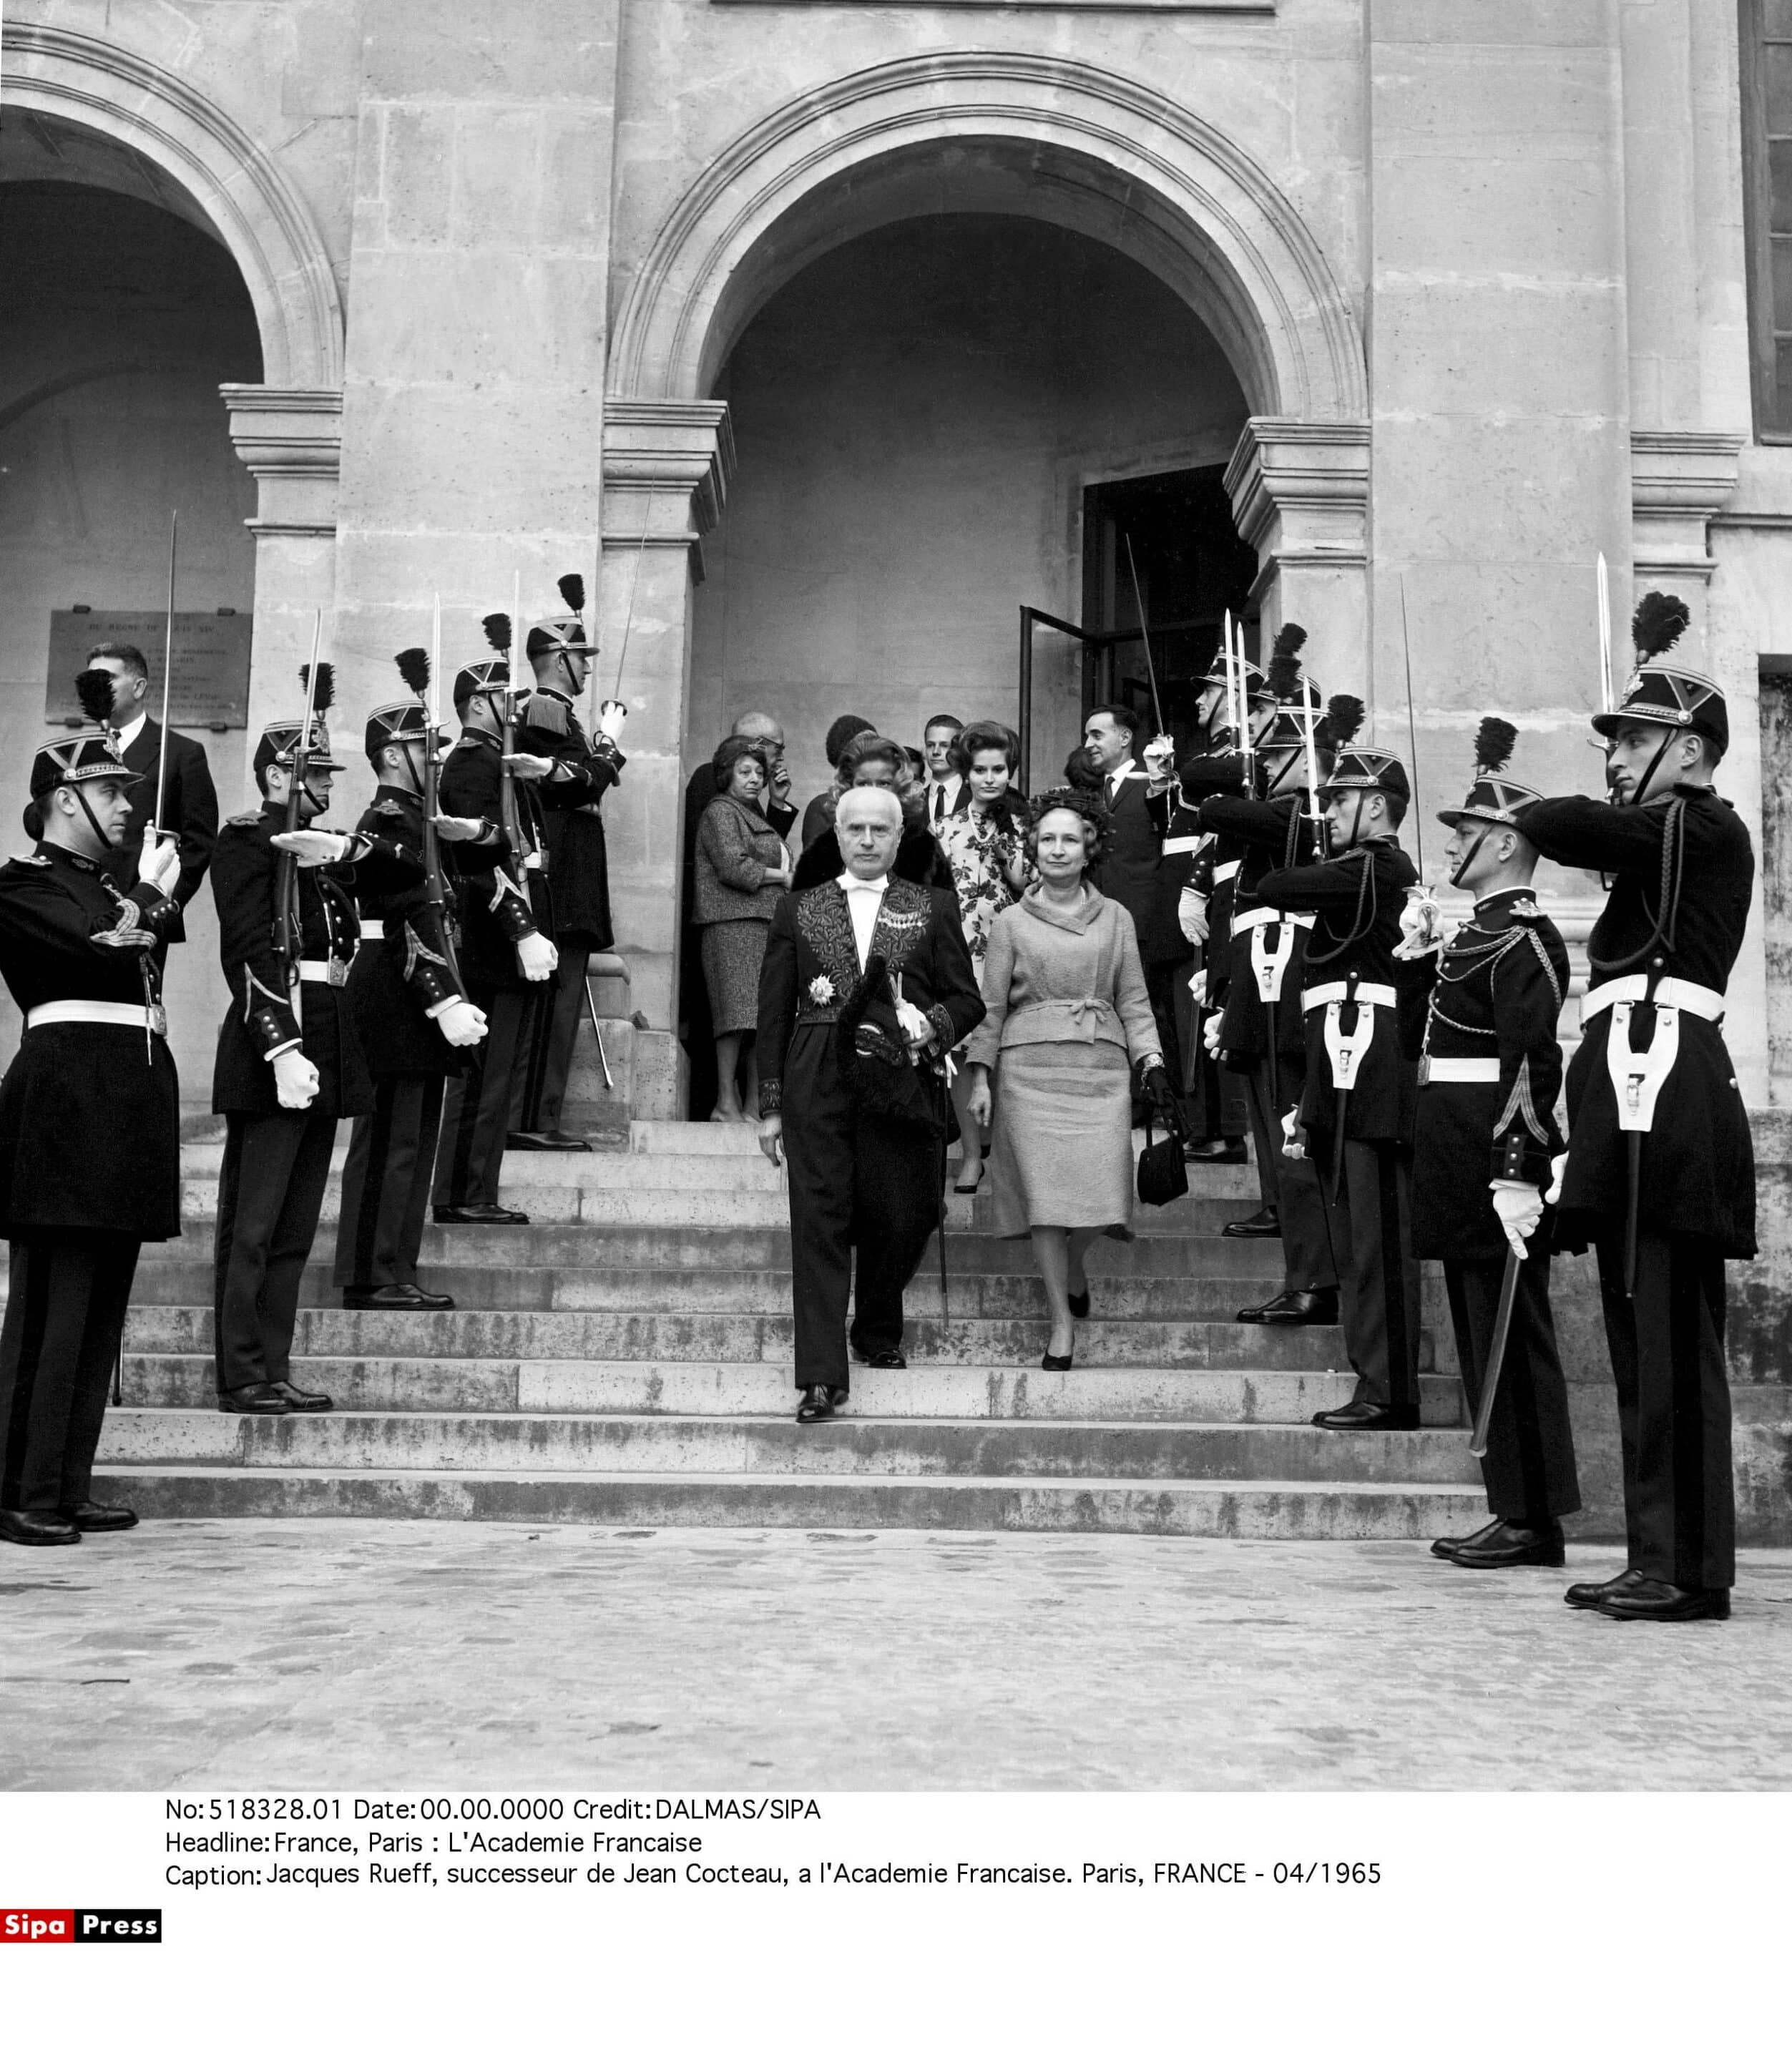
[2,1,1790,1130]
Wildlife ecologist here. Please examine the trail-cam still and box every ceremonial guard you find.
[82,643,220,947]
[1518,595,1753,1622]
[1256,725,1424,1430]
[334,654,490,1310]
[757,786,984,1422]
[1189,634,1338,1325]
[431,642,559,1225]
[0,727,182,1545]
[509,575,628,1151]
[1407,722,1581,1567]
[210,667,424,1415]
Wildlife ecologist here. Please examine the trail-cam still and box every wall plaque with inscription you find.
[44,611,253,730]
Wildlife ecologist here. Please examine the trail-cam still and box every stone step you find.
[87,1463,1487,1537]
[94,1408,1481,1483]
[124,1306,1414,1371]
[143,1221,1283,1275]
[124,1260,1291,1317]
[117,1356,1466,1423]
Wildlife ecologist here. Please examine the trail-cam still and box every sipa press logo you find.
[1,1909,162,1944]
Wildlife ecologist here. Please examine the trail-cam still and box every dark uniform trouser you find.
[512,948,589,1134]
[1595,1227,1735,1589]
[1444,1254,1580,1522]
[1243,1054,1336,1292]
[434,985,531,1208]
[1145,959,1186,1096]
[336,1076,446,1287]
[783,1043,942,1393]
[0,1236,139,1513]
[214,1111,337,1395]
[1321,1138,1421,1409]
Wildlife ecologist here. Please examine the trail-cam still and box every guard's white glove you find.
[1491,1180,1545,1257]
[432,999,489,1049]
[1395,882,1446,961]
[516,932,558,983]
[1543,1152,1569,1208]
[503,752,554,782]
[270,830,352,868]
[136,830,182,898]
[894,996,934,1057]
[1142,733,1175,788]
[1281,1105,1306,1161]
[433,815,486,843]
[1203,1011,1223,1060]
[597,700,628,744]
[271,1048,320,1110]
[1178,885,1210,947]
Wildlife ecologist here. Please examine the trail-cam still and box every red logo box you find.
[1,1909,162,1943]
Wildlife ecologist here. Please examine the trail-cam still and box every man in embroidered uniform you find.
[757,785,984,1423]
[1257,741,1424,1429]
[431,650,560,1226]
[83,641,220,949]
[335,663,490,1310]
[1517,594,1753,1623]
[1188,639,1340,1325]
[1406,722,1581,1566]
[509,576,629,1151]
[210,668,425,1416]
[0,728,182,1545]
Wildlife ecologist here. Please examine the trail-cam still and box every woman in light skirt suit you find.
[964,788,1180,1368]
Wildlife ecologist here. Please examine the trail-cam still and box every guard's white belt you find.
[1581,974,1724,1023]
[1212,860,1240,883]
[1161,835,1204,856]
[27,1000,165,1034]
[1231,906,1316,939]
[1421,1056,1499,1084]
[1303,981,1397,1011]
[298,958,351,984]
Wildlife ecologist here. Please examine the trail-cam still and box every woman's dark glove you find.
[1142,1060,1184,1135]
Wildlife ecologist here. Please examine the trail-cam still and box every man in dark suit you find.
[680,712,798,1119]
[84,642,219,947]
[757,786,984,1423]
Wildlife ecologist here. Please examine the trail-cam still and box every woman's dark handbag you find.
[838,953,947,1136]
[1135,1114,1189,1208]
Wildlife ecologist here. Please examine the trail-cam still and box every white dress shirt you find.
[1104,755,1137,803]
[927,773,962,824]
[115,710,147,752]
[837,871,889,969]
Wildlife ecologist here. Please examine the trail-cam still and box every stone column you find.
[599,398,734,1119]
[1225,417,1369,699]
[222,384,342,803]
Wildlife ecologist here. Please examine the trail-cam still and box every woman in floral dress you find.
[935,720,1029,1191]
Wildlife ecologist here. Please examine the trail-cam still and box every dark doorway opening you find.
[1081,466,1258,754]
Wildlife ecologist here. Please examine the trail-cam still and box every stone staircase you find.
[92,1121,1487,1536]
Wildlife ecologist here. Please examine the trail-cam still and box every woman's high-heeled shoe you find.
[1041,1348,1074,1371]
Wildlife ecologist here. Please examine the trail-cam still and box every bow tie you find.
[842,876,888,893]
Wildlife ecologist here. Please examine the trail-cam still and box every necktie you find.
[933,785,944,823]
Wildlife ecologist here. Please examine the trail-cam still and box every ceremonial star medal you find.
[808,976,835,1005]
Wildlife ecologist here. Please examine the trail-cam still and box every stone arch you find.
[1,21,343,389]
[609,51,1365,423]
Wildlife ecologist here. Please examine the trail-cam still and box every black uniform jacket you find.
[209,801,421,1120]
[1518,785,1756,1256]
[1256,837,1422,1144]
[345,786,471,1079]
[522,704,625,951]
[102,717,220,943]
[438,730,547,994]
[1143,788,1205,973]
[790,820,954,896]
[757,878,985,1118]
[0,844,182,1239]
[1407,890,1570,1263]
[1199,785,1326,1062]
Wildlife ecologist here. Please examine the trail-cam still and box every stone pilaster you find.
[1223,416,1369,694]
[599,398,735,1118]
[1630,428,1743,586]
[221,383,342,798]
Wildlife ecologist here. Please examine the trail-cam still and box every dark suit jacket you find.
[102,717,219,944]
[1090,768,1175,964]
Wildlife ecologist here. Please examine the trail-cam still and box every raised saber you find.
[1122,532,1166,740]
[1468,1245,1524,1459]
[1398,575,1424,878]
[1597,551,1615,717]
[152,511,177,833]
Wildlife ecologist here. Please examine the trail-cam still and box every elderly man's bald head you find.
[731,711,783,749]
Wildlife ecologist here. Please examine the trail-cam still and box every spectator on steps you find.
[800,714,877,848]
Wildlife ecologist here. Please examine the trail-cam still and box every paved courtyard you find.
[3,1522,1788,1790]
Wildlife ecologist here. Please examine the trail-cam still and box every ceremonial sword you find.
[1469,1242,1524,1460]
